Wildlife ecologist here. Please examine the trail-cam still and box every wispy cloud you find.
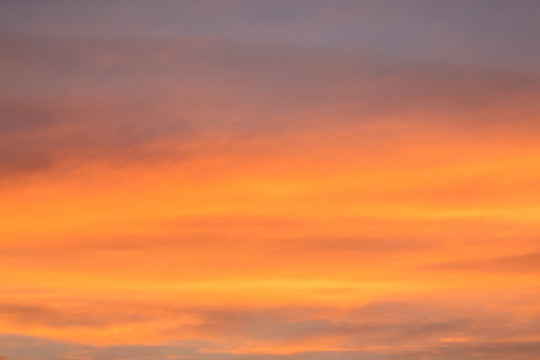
[2,1,540,359]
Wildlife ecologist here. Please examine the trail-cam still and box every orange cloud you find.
[2,8,540,359]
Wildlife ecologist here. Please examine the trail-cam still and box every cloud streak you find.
[2,1,540,359]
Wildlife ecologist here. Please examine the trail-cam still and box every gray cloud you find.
[1,0,539,73]
[1,333,540,360]
[2,33,539,186]
[0,298,539,359]
[0,302,147,329]
[426,251,540,273]
[156,300,540,348]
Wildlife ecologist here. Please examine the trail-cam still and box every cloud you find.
[1,4,540,359]
[393,341,540,360]
[1,32,540,185]
[1,332,540,360]
[0,296,539,358]
[0,302,149,329]
[155,300,540,348]
[426,251,540,273]
[2,0,540,73]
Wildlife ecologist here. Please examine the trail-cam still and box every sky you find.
[1,1,540,359]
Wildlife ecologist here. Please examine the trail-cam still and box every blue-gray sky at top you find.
[1,0,540,73]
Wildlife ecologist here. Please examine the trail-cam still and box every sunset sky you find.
[1,1,540,359]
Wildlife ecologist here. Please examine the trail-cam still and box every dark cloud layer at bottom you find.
[1,333,540,360]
